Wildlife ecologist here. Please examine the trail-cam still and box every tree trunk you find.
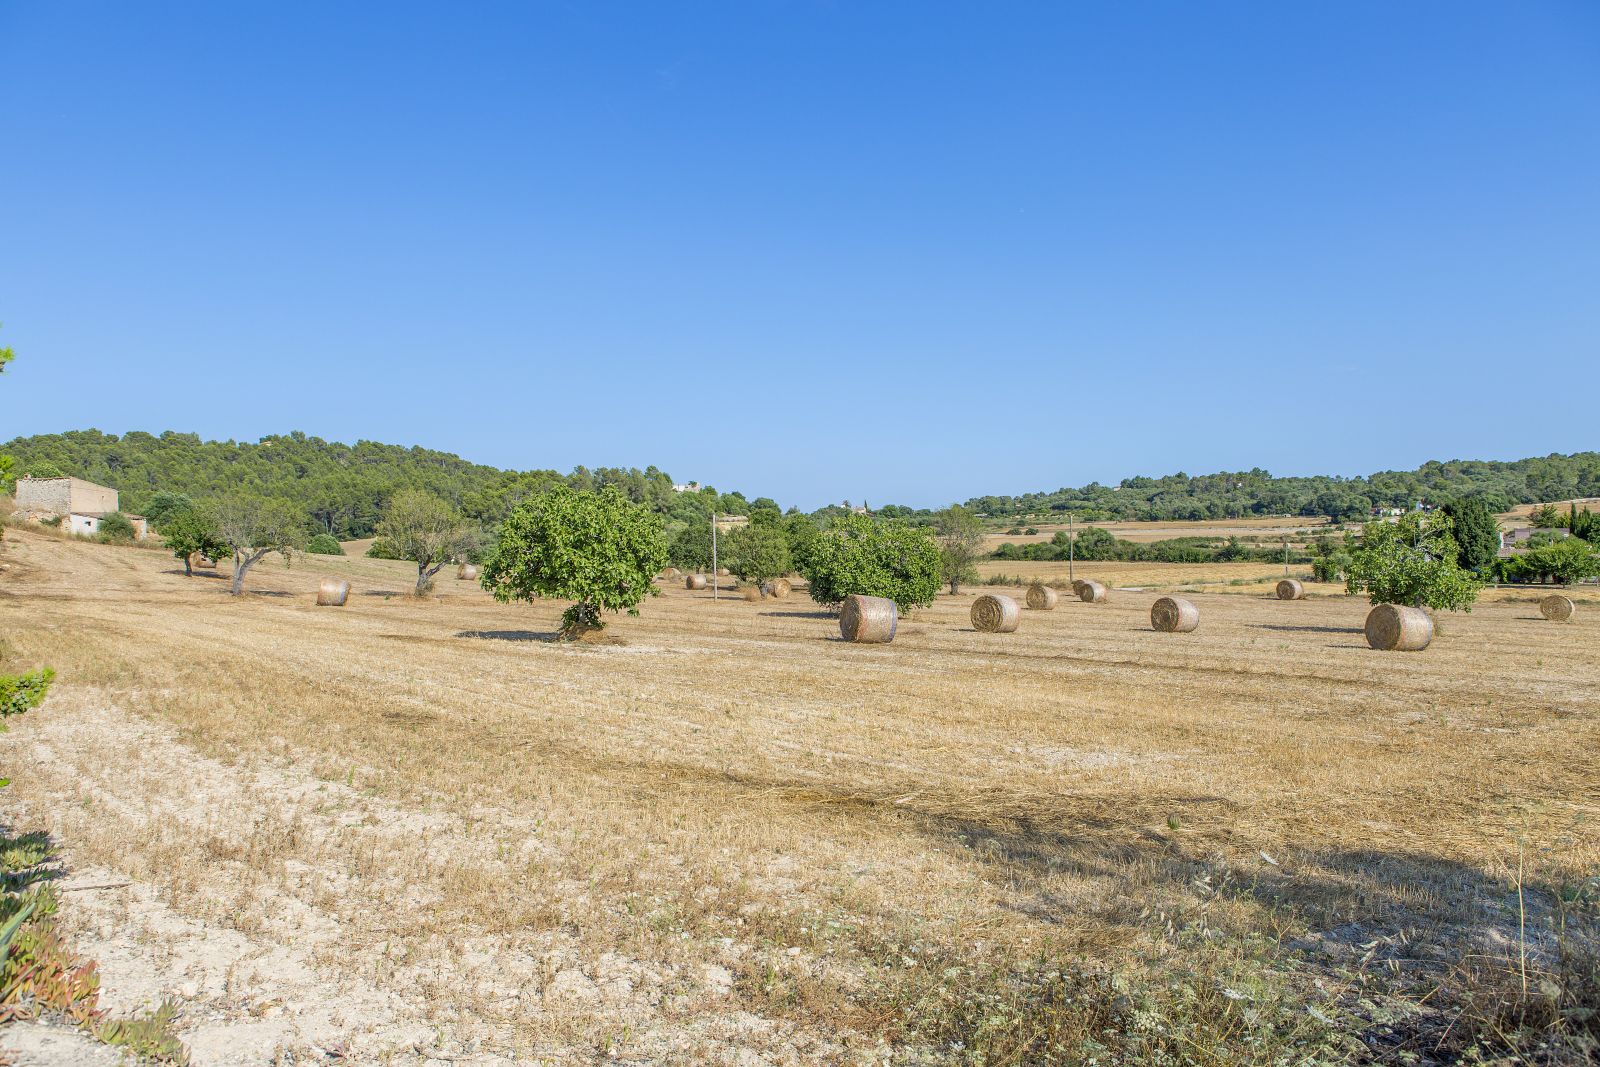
[184,553,194,577]
[416,561,445,597]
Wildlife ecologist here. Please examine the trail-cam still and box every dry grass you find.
[1,527,1598,1063]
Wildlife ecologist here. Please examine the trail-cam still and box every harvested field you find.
[2,526,1599,1064]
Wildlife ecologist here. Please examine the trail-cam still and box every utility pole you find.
[1283,535,1290,576]
[711,512,719,600]
[1068,511,1075,584]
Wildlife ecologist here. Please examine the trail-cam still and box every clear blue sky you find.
[2,2,1596,510]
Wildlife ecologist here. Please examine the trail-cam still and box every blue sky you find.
[2,2,1597,510]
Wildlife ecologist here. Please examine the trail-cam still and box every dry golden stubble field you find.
[1,525,1598,1063]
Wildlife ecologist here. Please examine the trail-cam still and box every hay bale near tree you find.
[1276,579,1305,601]
[457,563,478,581]
[1540,594,1575,622]
[971,594,1021,633]
[1077,580,1107,603]
[761,577,792,599]
[839,594,897,643]
[1365,604,1433,651]
[316,578,350,606]
[1150,596,1199,633]
[1025,583,1058,610]
[480,485,669,640]
[716,567,731,577]
[685,573,707,590]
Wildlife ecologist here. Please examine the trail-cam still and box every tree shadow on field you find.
[1251,623,1363,635]
[454,629,561,643]
[897,800,1587,992]
[246,590,293,598]
[162,568,228,581]
[760,610,837,620]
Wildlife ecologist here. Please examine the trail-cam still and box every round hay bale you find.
[839,594,897,643]
[761,577,791,599]
[661,567,681,579]
[741,585,763,602]
[685,574,707,590]
[971,594,1022,633]
[1150,596,1199,633]
[1275,579,1304,601]
[1540,594,1575,622]
[1077,580,1107,604]
[316,578,350,607]
[1071,579,1088,597]
[457,563,479,581]
[1025,583,1058,610]
[716,567,731,577]
[1364,604,1433,651]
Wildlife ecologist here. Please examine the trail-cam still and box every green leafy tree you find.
[668,520,712,572]
[143,491,195,528]
[723,523,791,588]
[933,505,984,595]
[306,532,345,555]
[1441,498,1501,571]
[162,506,228,576]
[481,485,668,639]
[23,460,64,480]
[782,513,822,575]
[800,514,940,611]
[215,495,307,595]
[1502,536,1600,585]
[1346,512,1481,612]
[377,489,480,596]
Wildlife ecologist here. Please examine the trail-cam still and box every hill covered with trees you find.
[5,429,1597,533]
[0,430,767,539]
[961,454,1600,523]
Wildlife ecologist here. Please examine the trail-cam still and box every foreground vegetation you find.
[1,527,1596,1063]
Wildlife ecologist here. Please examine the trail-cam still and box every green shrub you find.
[0,668,54,729]
[365,538,405,560]
[96,512,137,542]
[306,533,345,555]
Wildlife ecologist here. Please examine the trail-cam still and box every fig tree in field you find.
[1347,511,1480,612]
[800,513,941,612]
[481,485,668,639]
[161,505,228,576]
[724,522,791,588]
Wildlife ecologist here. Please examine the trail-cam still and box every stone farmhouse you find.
[13,476,149,539]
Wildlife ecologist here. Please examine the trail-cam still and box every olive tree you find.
[724,523,792,590]
[1347,512,1481,612]
[215,495,307,595]
[161,506,228,576]
[481,485,668,639]
[377,488,480,596]
[933,505,984,595]
[800,513,941,612]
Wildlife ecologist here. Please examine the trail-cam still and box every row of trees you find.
[161,489,478,596]
[991,528,1311,566]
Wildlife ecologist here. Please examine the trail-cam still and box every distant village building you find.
[13,476,149,539]
[672,481,701,493]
